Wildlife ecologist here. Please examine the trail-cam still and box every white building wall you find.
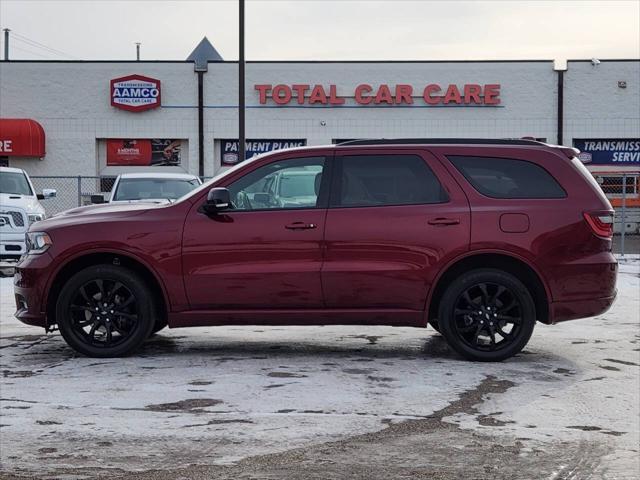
[204,61,557,175]
[564,60,640,172]
[0,62,199,176]
[1,59,638,178]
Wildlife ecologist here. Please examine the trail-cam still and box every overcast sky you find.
[1,1,638,65]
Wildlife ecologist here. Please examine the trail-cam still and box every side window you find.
[334,154,448,207]
[448,155,566,199]
[227,157,325,210]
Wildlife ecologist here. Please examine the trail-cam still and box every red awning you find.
[0,119,46,157]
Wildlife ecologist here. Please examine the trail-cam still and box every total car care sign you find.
[111,75,161,112]
[254,83,501,106]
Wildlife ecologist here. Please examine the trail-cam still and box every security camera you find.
[591,58,601,66]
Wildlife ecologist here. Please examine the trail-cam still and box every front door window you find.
[228,157,325,210]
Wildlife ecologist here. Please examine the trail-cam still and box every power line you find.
[11,33,78,59]
[10,31,79,59]
[9,44,53,59]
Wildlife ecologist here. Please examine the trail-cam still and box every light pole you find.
[3,29,10,61]
[239,0,246,163]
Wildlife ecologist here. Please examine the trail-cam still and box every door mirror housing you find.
[201,187,231,214]
[90,194,106,204]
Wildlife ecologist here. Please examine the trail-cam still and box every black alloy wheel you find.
[438,269,536,361]
[57,265,156,357]
[68,279,139,348]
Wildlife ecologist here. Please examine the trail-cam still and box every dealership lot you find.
[0,261,638,479]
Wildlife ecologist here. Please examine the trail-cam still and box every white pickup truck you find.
[0,167,56,272]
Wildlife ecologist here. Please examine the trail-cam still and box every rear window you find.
[448,155,566,199]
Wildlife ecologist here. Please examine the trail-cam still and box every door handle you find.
[285,222,317,230]
[428,217,460,226]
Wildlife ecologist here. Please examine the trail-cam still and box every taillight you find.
[583,211,614,239]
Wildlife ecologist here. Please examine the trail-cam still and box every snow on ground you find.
[0,260,638,479]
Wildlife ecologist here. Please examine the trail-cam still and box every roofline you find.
[566,59,640,63]
[336,138,547,147]
[1,59,559,64]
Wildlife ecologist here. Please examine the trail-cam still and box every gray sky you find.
[1,0,638,64]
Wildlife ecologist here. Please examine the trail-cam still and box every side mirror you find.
[201,187,231,214]
[42,188,57,199]
[90,194,106,204]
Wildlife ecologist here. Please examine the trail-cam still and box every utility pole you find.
[3,28,9,61]
[238,0,246,163]
[135,42,141,61]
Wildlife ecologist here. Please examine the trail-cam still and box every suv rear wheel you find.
[56,265,156,357]
[438,269,536,361]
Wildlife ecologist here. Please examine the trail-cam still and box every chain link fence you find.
[29,173,640,256]
[595,172,640,257]
[31,176,116,216]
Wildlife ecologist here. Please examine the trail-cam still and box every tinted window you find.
[228,157,325,210]
[448,156,566,199]
[334,155,447,207]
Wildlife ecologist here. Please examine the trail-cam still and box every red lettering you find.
[463,84,482,104]
[309,85,328,104]
[423,84,442,104]
[292,84,309,104]
[484,84,501,105]
[255,84,272,104]
[395,84,413,104]
[374,84,394,104]
[272,84,292,105]
[355,84,373,104]
[328,85,345,104]
[443,84,462,104]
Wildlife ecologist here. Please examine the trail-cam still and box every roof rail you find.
[336,138,545,146]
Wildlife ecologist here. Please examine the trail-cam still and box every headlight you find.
[28,213,45,225]
[26,232,52,254]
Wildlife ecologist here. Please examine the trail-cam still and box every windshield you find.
[113,178,200,201]
[0,171,33,196]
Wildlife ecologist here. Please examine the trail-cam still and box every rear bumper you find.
[550,291,617,323]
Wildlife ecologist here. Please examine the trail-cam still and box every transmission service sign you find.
[110,74,161,112]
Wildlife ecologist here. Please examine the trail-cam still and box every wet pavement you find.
[0,260,638,479]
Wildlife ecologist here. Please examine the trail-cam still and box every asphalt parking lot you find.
[0,260,638,480]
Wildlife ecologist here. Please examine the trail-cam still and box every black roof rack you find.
[337,138,545,146]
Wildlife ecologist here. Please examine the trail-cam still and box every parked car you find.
[0,166,56,261]
[14,139,617,360]
[93,172,202,204]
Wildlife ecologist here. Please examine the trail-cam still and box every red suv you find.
[14,139,617,361]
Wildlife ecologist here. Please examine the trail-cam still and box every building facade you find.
[0,58,638,178]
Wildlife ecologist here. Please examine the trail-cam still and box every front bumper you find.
[13,252,55,329]
[0,232,27,259]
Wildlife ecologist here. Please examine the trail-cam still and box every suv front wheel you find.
[56,265,157,357]
[438,269,536,361]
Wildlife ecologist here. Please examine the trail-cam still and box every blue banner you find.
[573,139,640,165]
[221,139,306,166]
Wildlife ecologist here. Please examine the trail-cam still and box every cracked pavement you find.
[0,260,638,479]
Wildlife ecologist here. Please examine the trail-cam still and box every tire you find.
[150,319,168,335]
[56,264,157,357]
[438,269,536,362]
[429,319,442,334]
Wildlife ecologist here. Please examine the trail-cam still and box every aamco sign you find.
[110,74,161,112]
